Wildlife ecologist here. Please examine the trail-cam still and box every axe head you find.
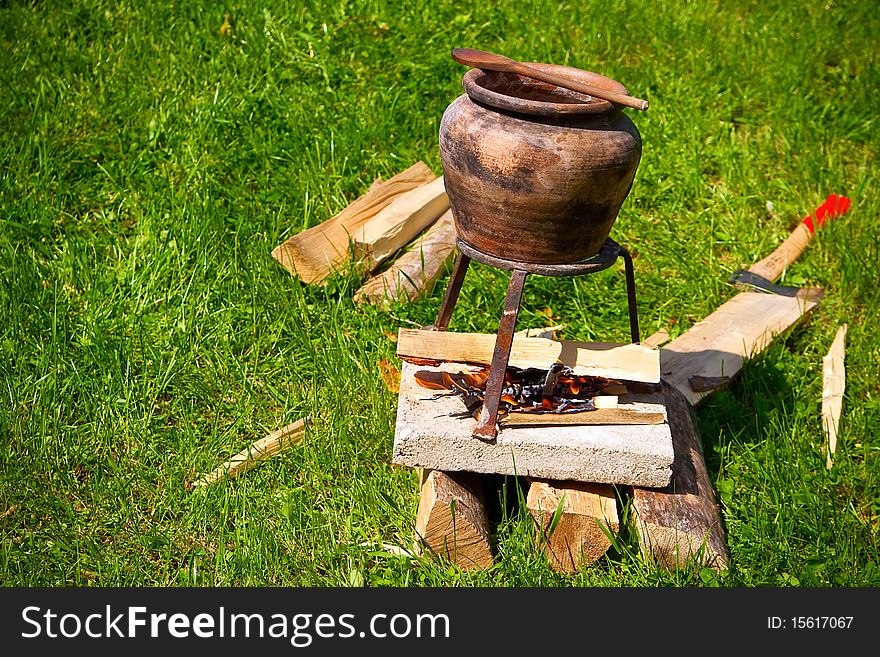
[729,269,824,300]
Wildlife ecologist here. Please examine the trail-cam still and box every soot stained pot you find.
[439,64,642,265]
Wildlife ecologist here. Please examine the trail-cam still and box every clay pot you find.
[439,64,642,265]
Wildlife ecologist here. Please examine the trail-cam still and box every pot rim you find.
[462,64,628,116]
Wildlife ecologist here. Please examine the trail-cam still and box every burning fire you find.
[414,364,621,418]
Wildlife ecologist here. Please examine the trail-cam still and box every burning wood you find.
[413,363,621,419]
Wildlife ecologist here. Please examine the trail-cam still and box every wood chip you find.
[642,327,672,348]
[823,323,847,469]
[378,358,401,393]
[191,417,309,488]
[514,324,566,339]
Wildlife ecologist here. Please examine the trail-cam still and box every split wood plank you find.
[659,291,822,405]
[414,469,494,570]
[271,162,435,284]
[527,479,619,573]
[192,418,309,488]
[629,383,729,570]
[500,406,665,427]
[397,328,661,383]
[354,209,457,306]
[353,176,449,273]
[823,323,847,470]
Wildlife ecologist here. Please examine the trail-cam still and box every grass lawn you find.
[1,0,878,586]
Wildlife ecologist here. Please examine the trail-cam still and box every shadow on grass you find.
[694,350,798,475]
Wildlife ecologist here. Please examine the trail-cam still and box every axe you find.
[643,194,852,348]
[729,193,852,295]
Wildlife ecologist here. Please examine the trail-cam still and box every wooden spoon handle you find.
[514,62,649,111]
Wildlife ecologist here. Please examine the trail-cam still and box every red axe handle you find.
[747,193,851,283]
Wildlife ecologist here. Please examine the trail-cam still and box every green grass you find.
[1,0,877,586]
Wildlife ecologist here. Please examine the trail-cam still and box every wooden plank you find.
[271,162,435,284]
[191,418,308,488]
[629,383,729,570]
[500,406,665,427]
[823,323,847,470]
[527,479,619,573]
[414,469,493,570]
[397,328,661,384]
[659,291,821,405]
[353,176,449,272]
[353,209,457,306]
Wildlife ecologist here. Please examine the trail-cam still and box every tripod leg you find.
[620,247,640,344]
[472,269,528,441]
[433,252,471,331]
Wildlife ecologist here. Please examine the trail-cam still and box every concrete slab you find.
[392,361,674,488]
